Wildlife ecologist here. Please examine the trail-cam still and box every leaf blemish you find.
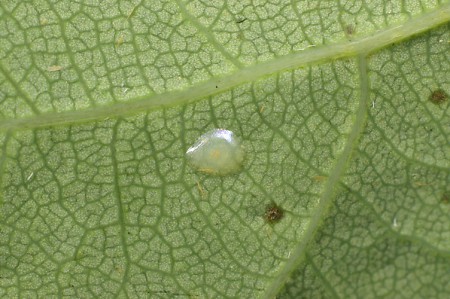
[47,65,63,72]
[259,105,265,113]
[313,175,327,182]
[40,18,49,26]
[441,193,449,204]
[196,181,207,198]
[26,172,34,181]
[264,203,284,224]
[115,34,125,48]
[345,24,356,35]
[428,89,448,105]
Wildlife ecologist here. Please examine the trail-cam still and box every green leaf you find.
[1,1,449,298]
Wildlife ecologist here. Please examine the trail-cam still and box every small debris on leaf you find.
[264,203,284,224]
[428,89,448,105]
[47,65,63,72]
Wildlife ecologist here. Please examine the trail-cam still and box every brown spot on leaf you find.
[345,24,356,35]
[441,193,449,204]
[264,203,284,224]
[428,89,448,105]
[313,175,327,182]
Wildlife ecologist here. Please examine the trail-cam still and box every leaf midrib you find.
[262,55,370,299]
[0,4,449,132]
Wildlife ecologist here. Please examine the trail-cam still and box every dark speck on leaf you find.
[442,193,449,204]
[264,203,284,224]
[345,24,356,35]
[428,89,448,105]
[236,18,247,24]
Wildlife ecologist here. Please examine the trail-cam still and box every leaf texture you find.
[0,1,449,298]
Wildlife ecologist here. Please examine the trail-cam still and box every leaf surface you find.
[0,1,449,298]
